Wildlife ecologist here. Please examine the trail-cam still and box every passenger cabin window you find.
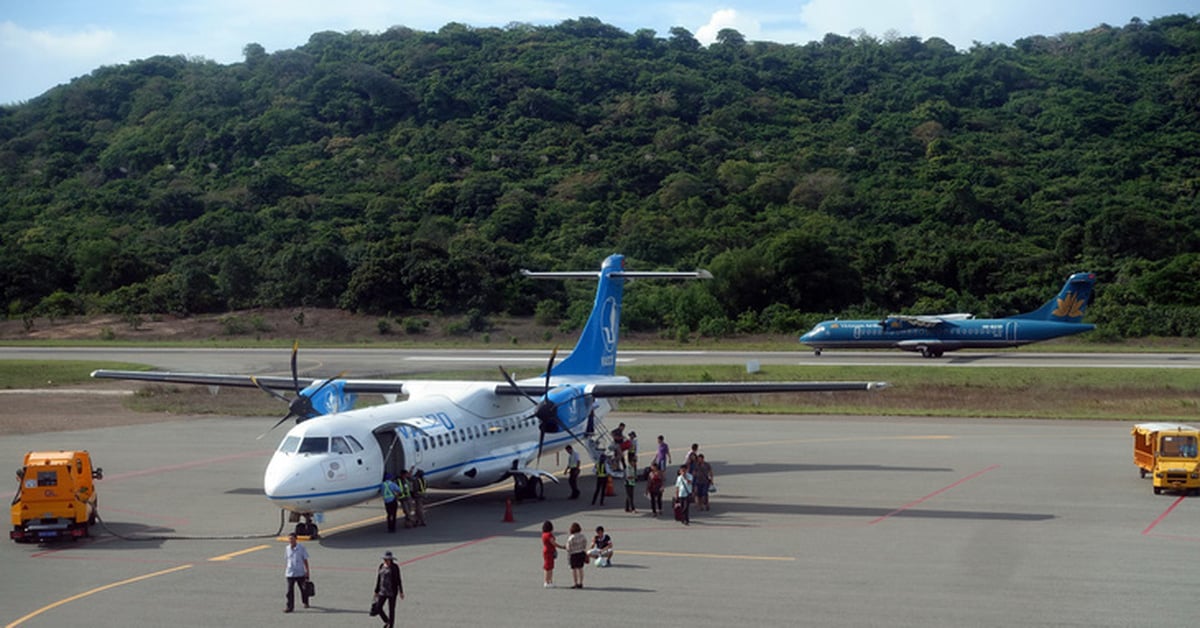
[279,436,300,453]
[298,437,329,454]
[331,436,352,454]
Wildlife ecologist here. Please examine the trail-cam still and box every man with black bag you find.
[283,532,310,612]
[373,550,404,627]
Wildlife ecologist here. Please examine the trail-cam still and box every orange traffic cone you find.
[503,498,514,522]
[605,477,615,497]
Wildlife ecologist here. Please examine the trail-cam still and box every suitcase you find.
[304,579,316,598]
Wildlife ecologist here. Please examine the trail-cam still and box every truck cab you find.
[11,450,102,543]
[1132,423,1200,495]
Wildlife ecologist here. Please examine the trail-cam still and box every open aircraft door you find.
[372,426,413,480]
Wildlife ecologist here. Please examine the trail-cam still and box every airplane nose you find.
[263,452,312,508]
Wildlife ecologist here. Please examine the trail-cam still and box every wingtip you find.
[868,382,890,390]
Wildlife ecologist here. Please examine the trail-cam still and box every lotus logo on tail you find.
[1053,291,1087,319]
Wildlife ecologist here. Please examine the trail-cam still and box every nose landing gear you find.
[289,512,320,539]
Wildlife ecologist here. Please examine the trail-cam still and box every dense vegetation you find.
[2,15,1198,339]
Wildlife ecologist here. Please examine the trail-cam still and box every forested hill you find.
[2,15,1199,338]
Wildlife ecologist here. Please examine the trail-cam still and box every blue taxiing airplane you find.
[799,272,1096,358]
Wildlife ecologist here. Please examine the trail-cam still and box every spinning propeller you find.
[252,341,345,440]
[498,348,591,466]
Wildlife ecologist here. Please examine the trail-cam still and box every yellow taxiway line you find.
[5,564,193,628]
[208,544,271,561]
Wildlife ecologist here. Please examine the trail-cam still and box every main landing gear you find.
[918,346,944,359]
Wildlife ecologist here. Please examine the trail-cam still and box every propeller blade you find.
[289,340,301,394]
[256,413,297,440]
[250,375,292,404]
[542,347,558,392]
[559,421,594,458]
[499,365,538,406]
[536,429,546,467]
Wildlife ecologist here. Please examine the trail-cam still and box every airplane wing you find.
[884,313,973,329]
[496,381,886,397]
[90,370,407,394]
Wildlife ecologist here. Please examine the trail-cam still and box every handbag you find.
[304,579,316,598]
[369,595,381,617]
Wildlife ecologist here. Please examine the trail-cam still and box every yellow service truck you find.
[10,450,103,542]
[1132,423,1200,495]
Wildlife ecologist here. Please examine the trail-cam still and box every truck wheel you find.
[1140,468,1147,478]
[1153,487,1162,495]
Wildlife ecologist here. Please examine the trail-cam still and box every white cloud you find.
[0,20,118,59]
[695,8,762,45]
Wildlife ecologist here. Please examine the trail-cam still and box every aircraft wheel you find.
[919,346,933,358]
[814,349,822,356]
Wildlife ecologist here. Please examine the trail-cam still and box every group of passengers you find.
[543,520,615,588]
[585,427,716,524]
[379,469,427,532]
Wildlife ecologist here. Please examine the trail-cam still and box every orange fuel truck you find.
[11,450,103,542]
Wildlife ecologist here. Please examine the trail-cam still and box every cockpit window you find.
[278,436,300,454]
[298,437,329,454]
[345,435,364,452]
[331,436,352,454]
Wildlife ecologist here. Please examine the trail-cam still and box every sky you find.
[1,0,1196,105]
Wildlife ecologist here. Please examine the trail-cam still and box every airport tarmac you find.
[2,413,1196,627]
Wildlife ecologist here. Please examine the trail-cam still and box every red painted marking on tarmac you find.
[398,536,498,566]
[868,464,1000,524]
[1142,494,1187,536]
[101,450,270,482]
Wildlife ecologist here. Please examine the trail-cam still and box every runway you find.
[3,413,1196,627]
[2,346,1198,376]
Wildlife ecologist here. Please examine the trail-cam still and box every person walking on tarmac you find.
[380,474,402,533]
[564,445,582,500]
[283,532,310,612]
[374,550,404,628]
[591,453,610,506]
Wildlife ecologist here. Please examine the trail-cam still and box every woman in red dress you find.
[541,520,566,588]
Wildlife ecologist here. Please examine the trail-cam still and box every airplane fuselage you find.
[799,319,1095,355]
[263,379,617,514]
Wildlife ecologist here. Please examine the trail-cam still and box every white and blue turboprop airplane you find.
[799,272,1096,358]
[94,254,886,536]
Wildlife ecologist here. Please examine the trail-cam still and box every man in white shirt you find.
[284,532,311,612]
[564,445,582,499]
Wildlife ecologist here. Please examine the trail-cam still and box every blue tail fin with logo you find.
[1011,272,1096,323]
[522,254,712,377]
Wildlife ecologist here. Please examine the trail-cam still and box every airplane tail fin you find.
[523,254,712,376]
[1011,272,1096,323]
